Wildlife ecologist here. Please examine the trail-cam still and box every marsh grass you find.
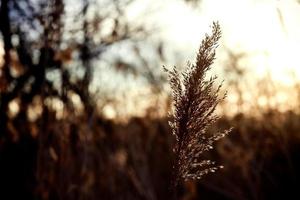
[164,22,231,199]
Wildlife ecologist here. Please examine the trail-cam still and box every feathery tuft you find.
[165,22,231,190]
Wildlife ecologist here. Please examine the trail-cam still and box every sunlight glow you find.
[146,0,300,85]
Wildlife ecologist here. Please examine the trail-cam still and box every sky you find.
[114,0,300,116]
[2,0,300,86]
[127,0,300,86]
[2,0,300,117]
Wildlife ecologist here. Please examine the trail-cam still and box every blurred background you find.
[1,0,300,199]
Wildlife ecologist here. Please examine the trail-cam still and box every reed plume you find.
[164,22,231,197]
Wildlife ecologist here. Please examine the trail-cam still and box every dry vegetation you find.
[5,108,298,200]
[1,1,300,200]
[164,22,230,199]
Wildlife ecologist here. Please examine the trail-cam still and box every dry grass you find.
[164,22,230,199]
